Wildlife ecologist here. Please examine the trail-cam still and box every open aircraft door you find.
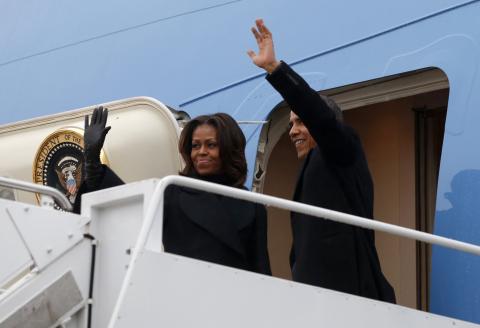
[0,97,184,210]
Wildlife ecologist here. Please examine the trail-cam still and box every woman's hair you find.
[179,113,247,187]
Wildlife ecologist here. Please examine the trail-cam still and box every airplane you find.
[1,0,480,325]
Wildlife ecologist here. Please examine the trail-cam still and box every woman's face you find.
[191,124,222,176]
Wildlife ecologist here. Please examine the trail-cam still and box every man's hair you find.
[320,95,343,122]
[179,113,247,187]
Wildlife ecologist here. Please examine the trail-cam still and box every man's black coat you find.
[266,62,395,302]
[74,167,271,275]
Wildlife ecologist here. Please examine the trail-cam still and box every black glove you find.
[84,106,111,164]
[83,106,111,189]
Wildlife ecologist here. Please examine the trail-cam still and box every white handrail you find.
[156,175,480,255]
[109,175,480,327]
[0,176,73,211]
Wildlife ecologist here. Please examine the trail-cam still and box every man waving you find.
[248,19,395,302]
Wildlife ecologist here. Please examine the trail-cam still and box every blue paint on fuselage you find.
[1,0,480,323]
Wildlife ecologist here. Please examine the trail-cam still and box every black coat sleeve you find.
[249,204,272,275]
[73,165,125,214]
[266,61,359,165]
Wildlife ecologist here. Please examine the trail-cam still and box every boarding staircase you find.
[0,176,479,328]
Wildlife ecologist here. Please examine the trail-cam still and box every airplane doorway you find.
[342,90,446,309]
[255,68,448,309]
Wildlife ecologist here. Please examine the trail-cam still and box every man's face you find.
[289,111,316,159]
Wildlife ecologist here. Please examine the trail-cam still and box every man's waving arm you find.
[247,19,358,164]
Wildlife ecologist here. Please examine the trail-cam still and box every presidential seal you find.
[33,129,85,210]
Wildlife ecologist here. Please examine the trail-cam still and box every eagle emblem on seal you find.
[33,129,85,210]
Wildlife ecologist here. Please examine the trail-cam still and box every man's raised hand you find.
[247,19,280,74]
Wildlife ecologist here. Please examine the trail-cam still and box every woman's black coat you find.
[74,166,271,275]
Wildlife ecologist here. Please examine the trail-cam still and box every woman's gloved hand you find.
[84,106,111,164]
[83,106,111,189]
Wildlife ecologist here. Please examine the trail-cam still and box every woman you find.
[75,107,271,275]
